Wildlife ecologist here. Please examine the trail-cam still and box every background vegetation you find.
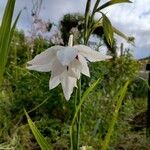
[0,0,149,149]
[0,29,149,149]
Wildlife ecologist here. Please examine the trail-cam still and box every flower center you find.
[75,55,79,60]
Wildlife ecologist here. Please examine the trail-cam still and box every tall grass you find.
[0,0,20,85]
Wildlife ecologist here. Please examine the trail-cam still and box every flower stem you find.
[71,79,81,150]
[76,79,81,149]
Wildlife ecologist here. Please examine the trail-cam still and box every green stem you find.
[71,79,81,150]
[101,81,130,150]
[76,79,81,149]
[14,44,18,80]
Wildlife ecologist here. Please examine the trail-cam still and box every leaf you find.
[70,77,102,134]
[96,0,132,11]
[85,0,91,27]
[102,13,114,47]
[101,80,130,150]
[0,0,16,85]
[138,77,150,91]
[113,26,134,44]
[92,0,101,16]
[84,0,91,43]
[9,10,22,47]
[24,109,53,150]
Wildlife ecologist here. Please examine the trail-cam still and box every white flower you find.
[27,35,112,100]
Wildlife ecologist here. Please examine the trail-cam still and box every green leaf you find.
[70,77,102,135]
[101,80,130,150]
[9,10,22,47]
[102,13,114,47]
[85,0,91,26]
[138,77,150,91]
[84,0,91,43]
[0,0,16,85]
[91,0,101,17]
[113,26,134,44]
[96,0,132,11]
[24,109,53,150]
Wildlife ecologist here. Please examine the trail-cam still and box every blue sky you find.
[0,0,150,59]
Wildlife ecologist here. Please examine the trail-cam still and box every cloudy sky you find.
[0,0,150,59]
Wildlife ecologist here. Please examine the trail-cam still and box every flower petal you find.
[78,54,90,77]
[27,46,64,65]
[27,46,64,72]
[51,58,66,77]
[68,68,81,79]
[27,63,52,72]
[49,75,60,89]
[57,47,78,66]
[74,45,112,62]
[60,71,77,100]
[68,59,82,79]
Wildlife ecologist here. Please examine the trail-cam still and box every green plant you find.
[0,0,21,85]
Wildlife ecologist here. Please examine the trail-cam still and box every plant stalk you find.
[71,79,81,150]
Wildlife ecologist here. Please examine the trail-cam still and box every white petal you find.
[49,75,60,89]
[27,63,51,72]
[73,45,112,62]
[78,54,90,77]
[68,68,81,79]
[60,71,77,100]
[51,58,66,77]
[68,59,82,79]
[27,46,64,65]
[27,46,64,72]
[57,47,78,66]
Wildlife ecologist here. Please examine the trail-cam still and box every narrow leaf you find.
[0,0,15,52]
[91,0,101,17]
[101,80,130,150]
[0,0,16,85]
[24,109,52,150]
[138,77,150,91]
[84,0,91,43]
[70,77,102,132]
[102,13,114,47]
[96,0,132,11]
[9,10,22,46]
[113,26,134,44]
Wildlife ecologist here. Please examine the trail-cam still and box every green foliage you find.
[101,80,130,150]
[0,0,21,85]
[96,0,132,11]
[0,1,148,147]
[24,110,53,150]
[102,13,114,48]
[60,13,84,45]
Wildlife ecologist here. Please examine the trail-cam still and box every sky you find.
[0,0,150,59]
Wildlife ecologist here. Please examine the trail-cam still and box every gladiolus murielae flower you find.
[27,35,112,100]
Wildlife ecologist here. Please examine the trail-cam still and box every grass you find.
[0,28,148,149]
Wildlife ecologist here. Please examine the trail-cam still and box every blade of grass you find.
[91,0,101,18]
[84,0,91,44]
[9,10,22,46]
[0,0,15,49]
[138,77,150,91]
[113,26,134,44]
[96,0,132,11]
[70,77,102,144]
[101,80,130,150]
[0,0,17,85]
[102,13,114,47]
[24,109,53,150]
